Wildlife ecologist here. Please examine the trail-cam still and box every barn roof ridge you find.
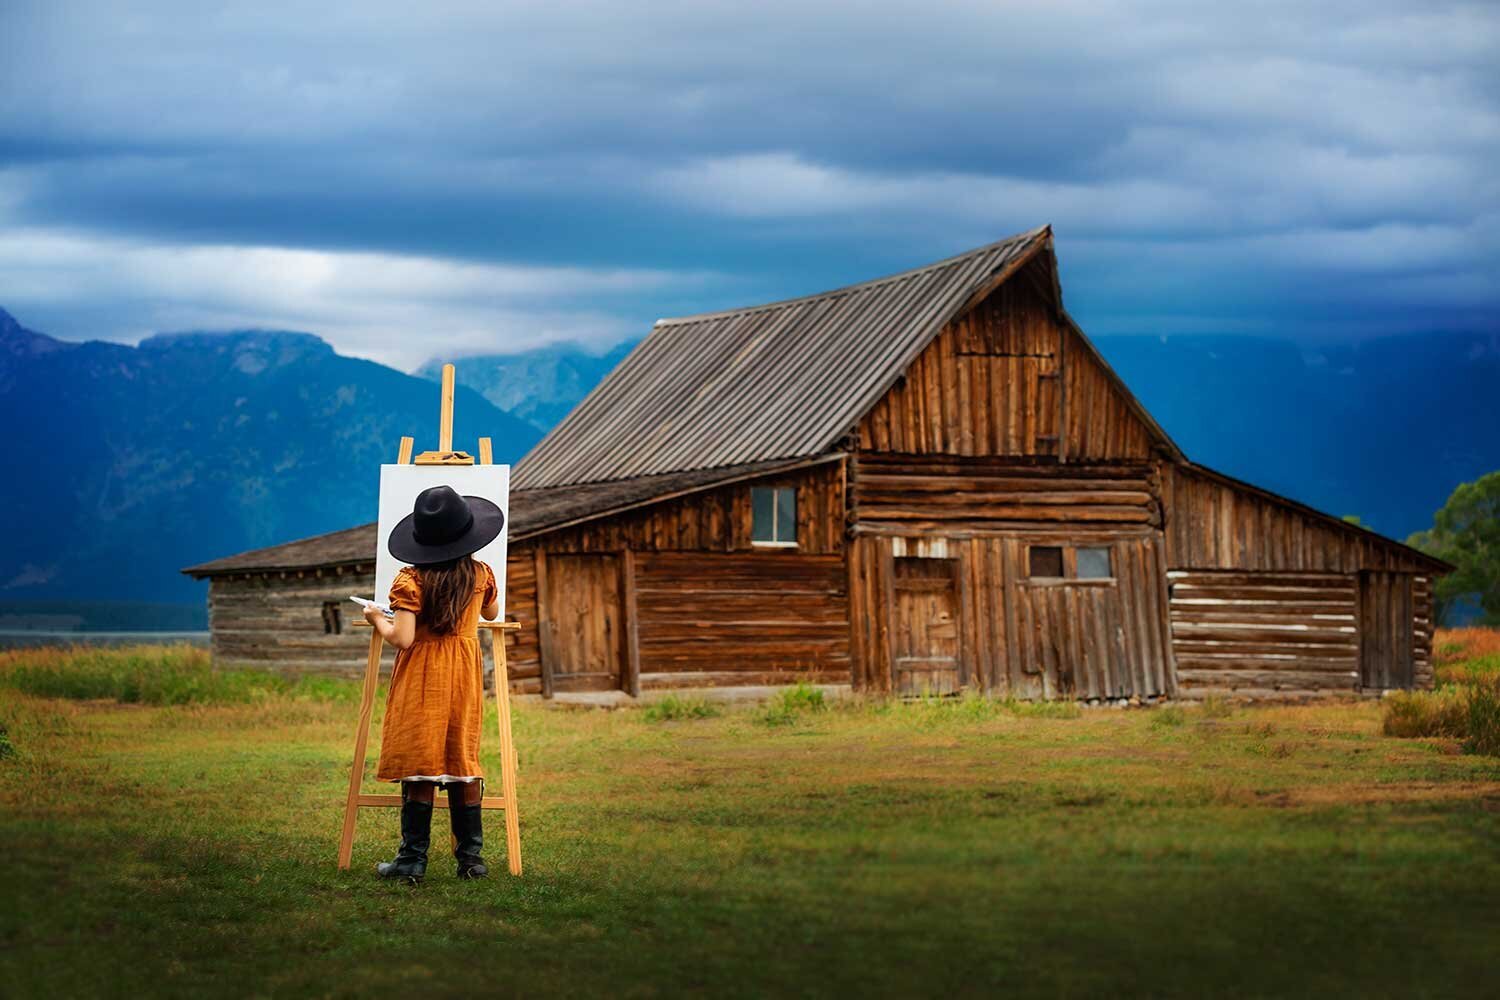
[650,225,1053,327]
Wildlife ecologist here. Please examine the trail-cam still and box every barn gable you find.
[856,249,1173,462]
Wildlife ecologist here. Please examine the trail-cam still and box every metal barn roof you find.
[513,226,1052,489]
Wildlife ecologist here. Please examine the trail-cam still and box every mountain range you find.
[3,302,1496,628]
[0,307,540,623]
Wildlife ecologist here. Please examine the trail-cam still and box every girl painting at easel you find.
[362,484,504,883]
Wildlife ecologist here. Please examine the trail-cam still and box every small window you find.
[1076,547,1113,579]
[751,487,797,546]
[321,601,343,635]
[1029,545,1064,579]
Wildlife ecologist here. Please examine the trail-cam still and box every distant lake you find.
[0,631,210,650]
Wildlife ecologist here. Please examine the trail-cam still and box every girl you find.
[363,484,505,883]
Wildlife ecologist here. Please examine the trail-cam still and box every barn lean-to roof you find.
[181,455,836,577]
[1175,461,1452,574]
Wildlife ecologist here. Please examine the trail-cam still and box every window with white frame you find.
[751,487,797,546]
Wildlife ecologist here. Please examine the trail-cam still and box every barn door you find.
[892,557,962,695]
[543,553,624,692]
[1360,571,1415,690]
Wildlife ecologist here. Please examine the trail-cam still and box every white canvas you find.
[371,464,510,620]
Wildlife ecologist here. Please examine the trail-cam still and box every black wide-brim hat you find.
[388,484,505,565]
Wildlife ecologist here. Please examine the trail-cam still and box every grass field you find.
[2,641,1499,998]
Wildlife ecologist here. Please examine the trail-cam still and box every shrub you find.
[0,722,13,760]
[761,682,827,726]
[1383,677,1500,756]
[642,694,721,722]
[1465,681,1500,757]
[1383,689,1468,740]
[0,645,357,706]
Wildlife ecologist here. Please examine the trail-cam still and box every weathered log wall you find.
[1358,571,1425,691]
[208,567,394,675]
[208,553,544,693]
[1414,575,1434,688]
[850,454,1160,532]
[1167,570,1360,697]
[634,551,849,688]
[1160,464,1438,693]
[856,267,1156,461]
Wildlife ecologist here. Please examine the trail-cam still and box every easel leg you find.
[338,631,384,870]
[489,628,523,876]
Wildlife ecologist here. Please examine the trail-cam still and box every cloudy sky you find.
[1,0,1496,370]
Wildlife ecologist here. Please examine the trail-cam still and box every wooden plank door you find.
[1360,571,1415,690]
[892,557,962,695]
[542,553,624,692]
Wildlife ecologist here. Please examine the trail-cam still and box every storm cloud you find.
[1,0,1495,368]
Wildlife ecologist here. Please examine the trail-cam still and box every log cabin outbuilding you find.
[184,227,1448,701]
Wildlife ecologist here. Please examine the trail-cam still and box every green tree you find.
[1408,470,1500,626]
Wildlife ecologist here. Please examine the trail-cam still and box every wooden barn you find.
[184,226,1448,701]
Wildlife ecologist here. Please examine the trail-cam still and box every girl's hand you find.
[363,605,386,627]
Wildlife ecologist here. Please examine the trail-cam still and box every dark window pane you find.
[751,488,775,541]
[1029,545,1063,578]
[775,487,797,543]
[1077,546,1112,579]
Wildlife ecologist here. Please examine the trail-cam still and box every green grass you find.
[1,650,1498,997]
[642,693,721,722]
[759,681,827,725]
[0,644,359,706]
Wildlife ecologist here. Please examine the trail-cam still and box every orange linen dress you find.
[375,562,496,783]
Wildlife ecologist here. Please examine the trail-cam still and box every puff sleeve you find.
[480,561,498,611]
[388,567,422,614]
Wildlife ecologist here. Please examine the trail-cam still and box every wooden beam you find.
[621,548,641,697]
[439,363,455,453]
[534,548,555,698]
[488,625,524,874]
[1057,303,1068,464]
[337,630,384,870]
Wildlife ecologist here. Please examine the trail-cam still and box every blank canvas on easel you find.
[373,464,510,613]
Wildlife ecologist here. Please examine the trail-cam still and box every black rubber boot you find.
[449,781,489,879]
[376,783,432,884]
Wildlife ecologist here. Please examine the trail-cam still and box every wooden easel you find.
[336,363,524,876]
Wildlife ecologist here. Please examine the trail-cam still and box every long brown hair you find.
[415,556,477,635]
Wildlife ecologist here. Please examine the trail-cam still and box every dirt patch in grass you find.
[1282,782,1500,807]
